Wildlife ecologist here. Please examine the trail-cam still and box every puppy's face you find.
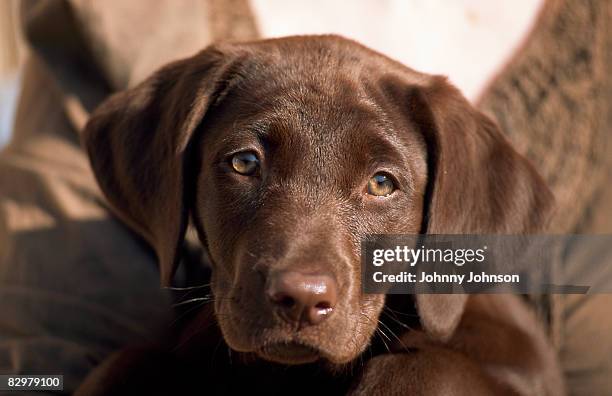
[83,35,552,369]
[194,67,428,364]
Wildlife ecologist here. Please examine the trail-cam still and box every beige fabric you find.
[71,0,258,89]
[477,0,612,235]
[0,0,24,75]
[0,53,173,393]
[478,1,612,394]
[19,0,258,130]
[0,1,258,394]
[70,0,213,89]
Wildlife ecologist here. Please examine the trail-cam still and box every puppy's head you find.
[83,36,553,366]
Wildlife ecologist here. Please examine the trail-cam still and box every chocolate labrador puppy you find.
[76,35,564,395]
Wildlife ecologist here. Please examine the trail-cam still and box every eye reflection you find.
[231,151,259,176]
[367,173,396,197]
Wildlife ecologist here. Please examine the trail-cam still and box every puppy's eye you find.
[230,151,260,175]
[367,173,396,197]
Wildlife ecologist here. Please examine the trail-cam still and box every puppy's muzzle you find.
[265,270,338,328]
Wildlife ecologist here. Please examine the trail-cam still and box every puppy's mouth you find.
[258,342,321,365]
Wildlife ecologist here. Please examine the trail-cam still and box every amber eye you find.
[230,151,260,175]
[367,173,396,196]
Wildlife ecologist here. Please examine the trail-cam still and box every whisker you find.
[173,297,214,307]
[382,309,413,331]
[169,300,213,328]
[378,319,408,351]
[361,311,391,353]
[169,295,236,329]
[376,326,393,343]
[384,307,419,318]
[376,328,391,353]
[163,283,211,291]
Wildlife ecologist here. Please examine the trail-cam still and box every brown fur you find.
[76,35,563,395]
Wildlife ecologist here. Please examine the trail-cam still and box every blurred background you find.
[0,0,24,148]
[0,0,543,149]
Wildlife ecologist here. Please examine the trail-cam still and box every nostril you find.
[266,270,338,326]
[276,294,296,309]
[307,301,334,325]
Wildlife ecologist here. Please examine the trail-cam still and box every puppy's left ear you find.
[82,45,242,286]
[382,73,554,341]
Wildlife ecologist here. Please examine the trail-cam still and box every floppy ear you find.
[82,45,239,286]
[415,78,554,235]
[385,75,554,341]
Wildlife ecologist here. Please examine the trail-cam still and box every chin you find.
[257,342,322,365]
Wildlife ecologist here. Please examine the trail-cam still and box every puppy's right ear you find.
[82,45,241,286]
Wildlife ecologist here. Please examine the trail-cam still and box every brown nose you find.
[266,271,338,327]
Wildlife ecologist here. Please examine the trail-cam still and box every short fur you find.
[76,35,563,395]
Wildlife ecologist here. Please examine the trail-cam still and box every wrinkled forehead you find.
[195,47,429,193]
[207,64,420,164]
